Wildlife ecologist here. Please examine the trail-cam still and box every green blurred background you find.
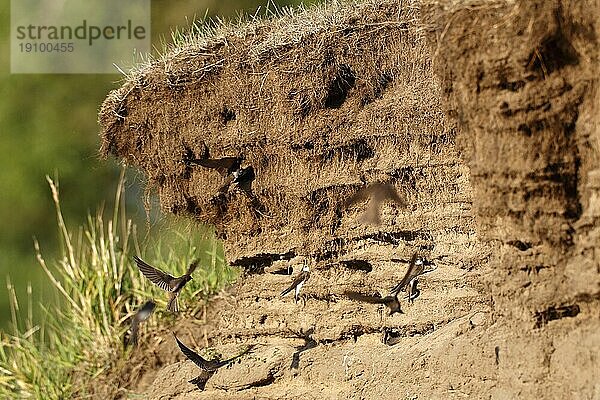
[0,0,314,329]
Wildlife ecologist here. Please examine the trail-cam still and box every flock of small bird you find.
[123,155,437,390]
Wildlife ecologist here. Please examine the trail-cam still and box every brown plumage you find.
[390,253,423,296]
[280,265,310,303]
[125,300,156,346]
[344,291,402,315]
[185,156,242,176]
[346,183,406,225]
[174,334,254,389]
[390,253,436,302]
[133,256,198,312]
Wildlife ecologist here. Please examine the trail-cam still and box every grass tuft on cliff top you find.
[125,0,402,78]
[0,169,238,399]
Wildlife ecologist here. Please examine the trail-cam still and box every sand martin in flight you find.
[390,253,436,302]
[185,152,264,213]
[185,156,243,177]
[173,334,253,389]
[343,291,403,315]
[345,182,406,225]
[345,254,435,314]
[124,300,156,346]
[133,256,198,312]
[281,264,310,303]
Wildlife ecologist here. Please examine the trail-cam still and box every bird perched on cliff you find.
[133,256,198,312]
[281,264,310,303]
[390,253,436,302]
[345,182,406,225]
[173,334,254,389]
[343,290,402,315]
[124,300,156,346]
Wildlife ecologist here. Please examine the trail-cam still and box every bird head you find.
[421,258,437,273]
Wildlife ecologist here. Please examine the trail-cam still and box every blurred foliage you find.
[0,0,315,328]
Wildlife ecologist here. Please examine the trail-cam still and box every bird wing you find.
[281,271,309,297]
[188,157,241,175]
[390,253,423,295]
[174,334,212,370]
[346,183,406,211]
[186,260,199,275]
[370,183,406,205]
[345,186,372,208]
[212,345,255,369]
[344,291,385,304]
[359,202,382,225]
[133,256,176,291]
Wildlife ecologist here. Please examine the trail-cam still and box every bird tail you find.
[167,294,179,312]
[389,282,405,297]
[359,206,381,226]
[189,375,210,390]
[280,286,294,297]
[388,307,404,316]
[126,321,139,346]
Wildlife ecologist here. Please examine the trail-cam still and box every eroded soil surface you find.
[97,0,599,398]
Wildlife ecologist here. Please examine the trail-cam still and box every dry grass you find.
[0,169,238,399]
[109,0,423,91]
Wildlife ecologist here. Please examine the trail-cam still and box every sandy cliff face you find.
[422,1,599,397]
[98,0,598,398]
